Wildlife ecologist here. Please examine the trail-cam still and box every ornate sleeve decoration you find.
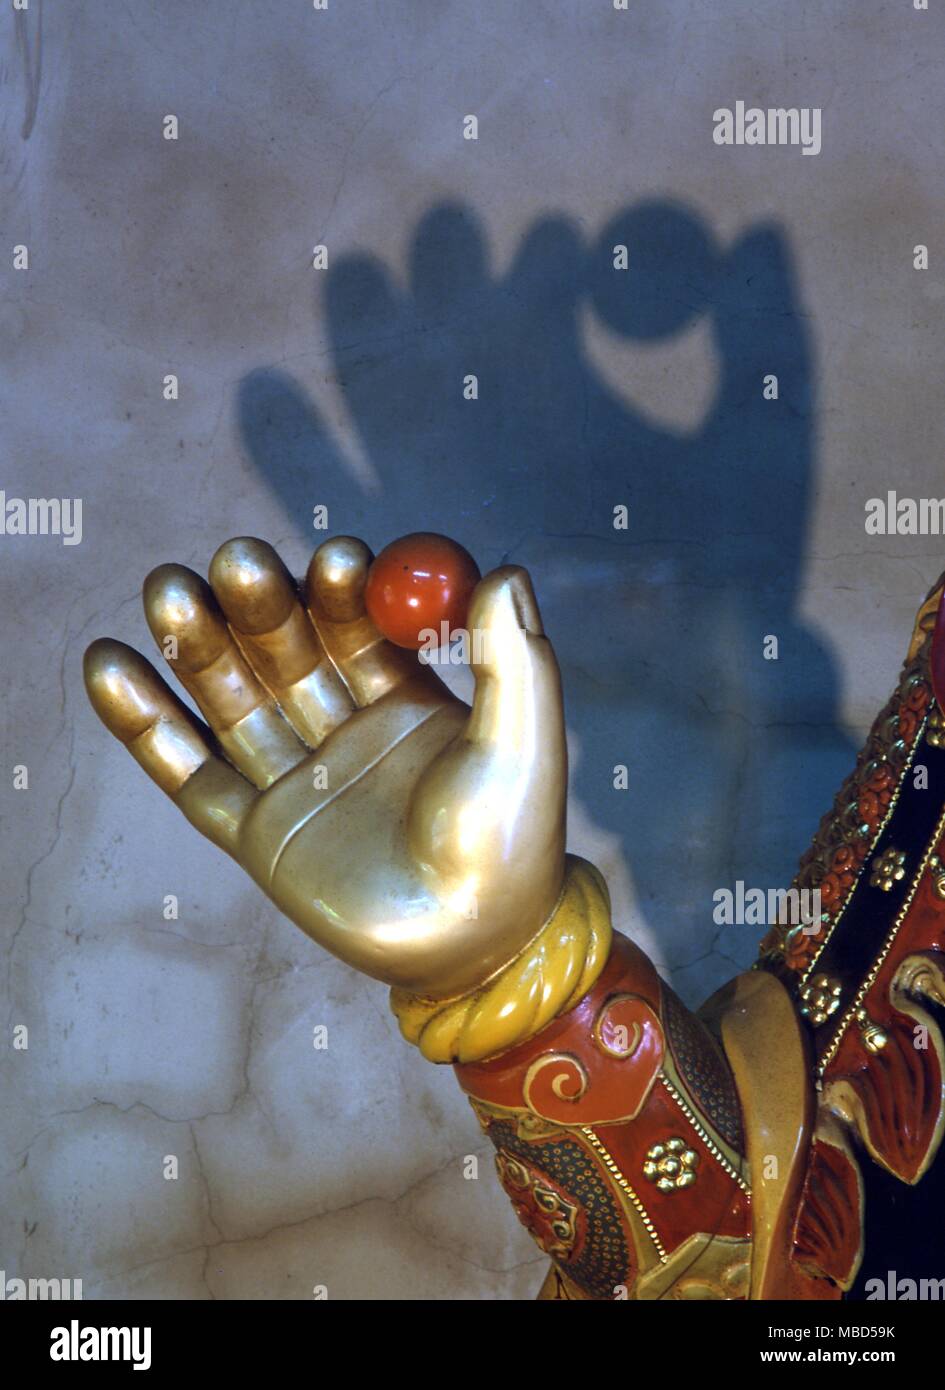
[450,933,752,1300]
[760,574,945,1198]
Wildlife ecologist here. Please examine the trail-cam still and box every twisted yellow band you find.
[390,856,613,1064]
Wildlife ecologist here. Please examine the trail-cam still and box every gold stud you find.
[799,973,843,1026]
[869,847,907,892]
[855,1008,888,1053]
[928,854,945,900]
[643,1138,698,1192]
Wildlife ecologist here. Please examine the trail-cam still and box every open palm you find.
[84,535,566,998]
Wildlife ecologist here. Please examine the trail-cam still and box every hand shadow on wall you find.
[237,200,856,1002]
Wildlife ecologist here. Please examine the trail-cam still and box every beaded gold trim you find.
[800,715,927,986]
[579,1124,668,1263]
[759,578,943,982]
[659,1075,752,1193]
[817,798,945,1075]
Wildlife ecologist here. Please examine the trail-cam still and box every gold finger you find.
[209,536,354,748]
[304,536,421,707]
[143,564,308,788]
[83,638,256,852]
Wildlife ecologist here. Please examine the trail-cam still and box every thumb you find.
[408,565,567,942]
[464,565,560,755]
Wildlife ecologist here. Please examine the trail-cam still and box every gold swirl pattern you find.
[523,1052,590,1113]
[389,856,614,1064]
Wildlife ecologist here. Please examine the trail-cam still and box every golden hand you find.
[84,537,566,998]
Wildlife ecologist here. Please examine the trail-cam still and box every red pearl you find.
[365,533,481,650]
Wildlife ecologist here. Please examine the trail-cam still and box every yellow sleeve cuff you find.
[390,856,613,1065]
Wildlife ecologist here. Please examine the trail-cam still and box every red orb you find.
[365,533,481,650]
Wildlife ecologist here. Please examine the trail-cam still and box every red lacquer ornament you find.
[365,533,481,650]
